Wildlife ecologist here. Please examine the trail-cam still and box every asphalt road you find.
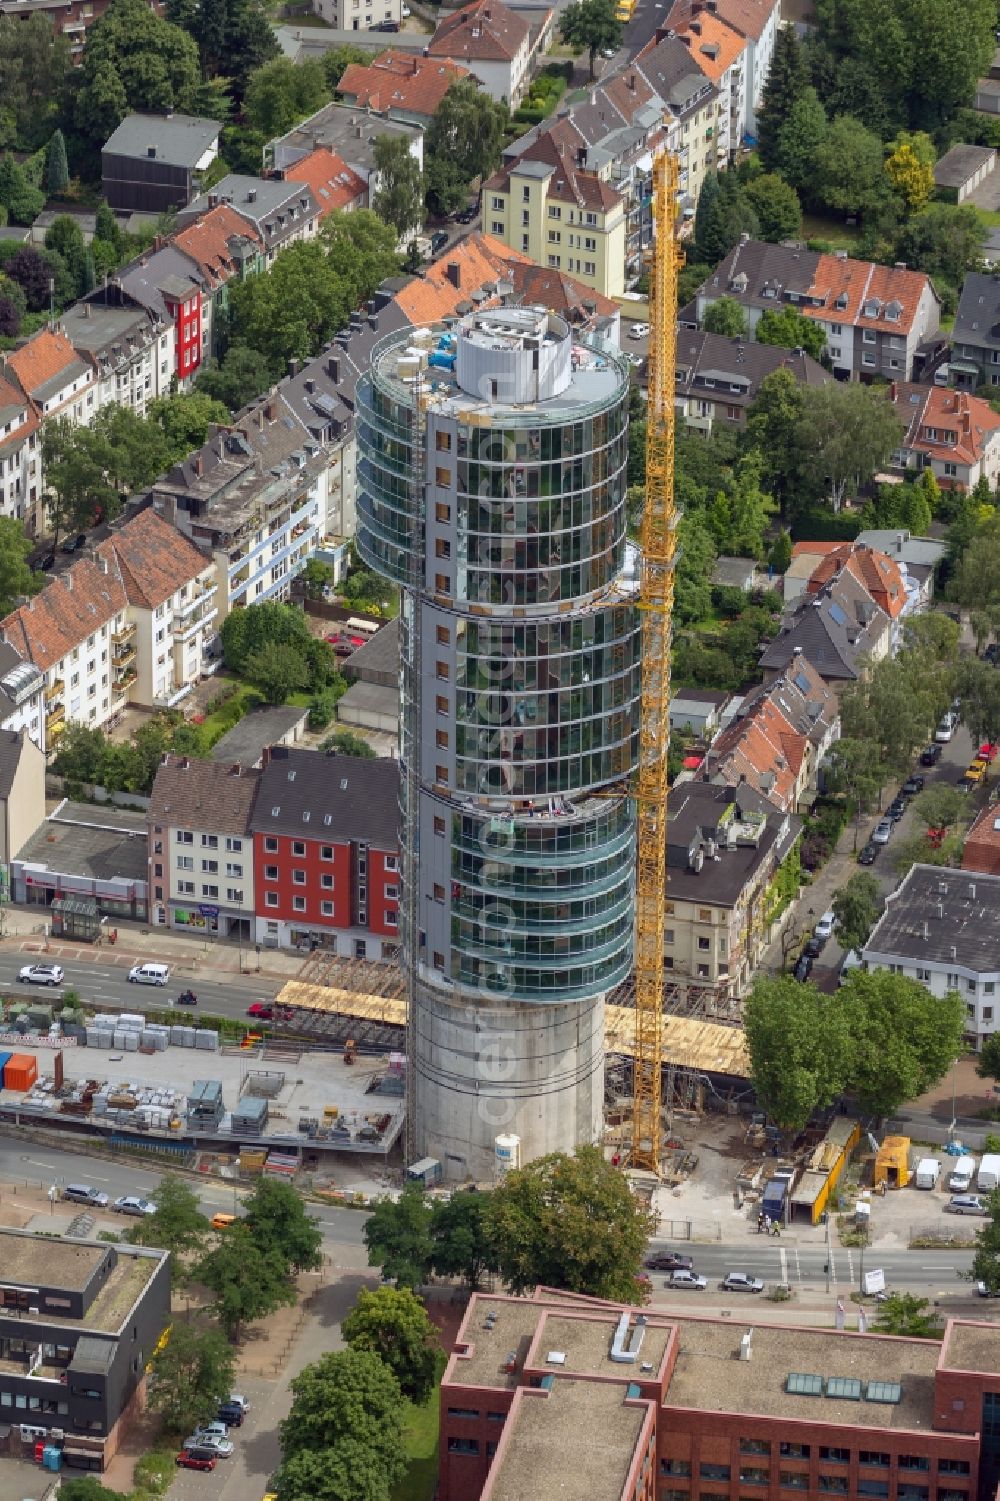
[0,952,281,1023]
[646,1238,978,1299]
[0,1139,370,1265]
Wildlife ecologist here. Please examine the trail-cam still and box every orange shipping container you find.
[4,1053,38,1092]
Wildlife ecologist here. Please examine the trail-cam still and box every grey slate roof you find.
[759,574,890,681]
[863,863,1000,973]
[210,707,309,769]
[148,756,261,836]
[343,618,399,686]
[953,271,1000,351]
[666,781,800,909]
[183,176,320,254]
[250,745,399,848]
[103,113,220,168]
[699,240,821,312]
[634,35,718,116]
[675,330,829,410]
[118,245,203,319]
[267,103,422,178]
[933,144,995,189]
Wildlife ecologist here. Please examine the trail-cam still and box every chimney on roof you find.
[446,261,461,290]
[180,757,190,770]
[328,355,340,382]
[690,19,701,33]
[288,358,299,380]
[193,454,203,477]
[894,261,907,270]
[229,763,241,776]
[264,398,277,421]
[627,72,636,91]
[890,381,897,400]
[792,645,802,656]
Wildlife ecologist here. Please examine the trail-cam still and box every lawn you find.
[391,1355,445,1501]
[799,213,864,249]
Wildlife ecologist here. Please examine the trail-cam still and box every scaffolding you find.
[631,149,683,1174]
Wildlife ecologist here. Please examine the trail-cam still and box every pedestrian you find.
[757,1212,764,1234]
[764,1215,771,1235]
[771,1220,781,1237]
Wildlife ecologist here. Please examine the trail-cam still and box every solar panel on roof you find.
[794,671,810,693]
[827,1377,862,1400]
[786,1373,823,1396]
[828,602,848,626]
[866,1381,901,1404]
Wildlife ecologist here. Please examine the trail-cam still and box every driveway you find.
[770,717,989,986]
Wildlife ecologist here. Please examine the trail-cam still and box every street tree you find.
[794,383,904,512]
[702,296,748,338]
[824,737,881,847]
[949,525,1000,613]
[840,656,936,787]
[424,79,507,216]
[279,1348,406,1481]
[971,1189,1000,1294]
[840,969,964,1118]
[275,1440,398,1501]
[149,1321,236,1435]
[909,783,968,835]
[756,306,826,360]
[341,1286,438,1404]
[744,976,854,1131]
[757,25,809,172]
[125,1174,210,1268]
[372,135,424,242]
[558,0,621,79]
[831,872,883,954]
[486,1145,653,1301]
[243,1177,323,1273]
[429,1188,499,1290]
[871,1293,942,1339]
[901,610,960,664]
[363,1182,434,1288]
[0,517,41,617]
[976,1033,1000,1085]
[197,1224,297,1340]
[956,656,1000,751]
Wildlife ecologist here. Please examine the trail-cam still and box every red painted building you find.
[250,745,400,956]
[160,276,202,384]
[438,1289,1000,1501]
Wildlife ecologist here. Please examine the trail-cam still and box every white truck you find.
[977,1153,1000,1193]
[948,1155,977,1193]
[914,1157,941,1189]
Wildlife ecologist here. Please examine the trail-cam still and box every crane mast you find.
[631,150,682,1173]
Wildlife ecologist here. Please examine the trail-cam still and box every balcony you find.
[154,681,194,710]
[112,621,136,646]
[45,678,64,702]
[113,642,137,670]
[173,605,219,643]
[45,702,65,734]
[113,666,137,693]
[175,582,218,621]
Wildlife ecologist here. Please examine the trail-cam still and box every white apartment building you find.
[6,328,97,426]
[148,756,260,940]
[861,864,1000,1051]
[60,295,175,420]
[0,374,42,530]
[0,642,45,753]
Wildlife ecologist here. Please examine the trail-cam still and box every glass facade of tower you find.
[357,308,639,1012]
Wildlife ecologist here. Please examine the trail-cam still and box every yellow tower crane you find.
[631,150,683,1174]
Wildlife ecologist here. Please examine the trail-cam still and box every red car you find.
[980,743,998,763]
[176,1451,216,1472]
[247,1002,274,1019]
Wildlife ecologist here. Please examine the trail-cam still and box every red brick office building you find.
[250,745,400,956]
[438,1288,1000,1501]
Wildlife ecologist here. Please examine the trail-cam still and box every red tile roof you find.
[428,0,529,63]
[6,329,87,402]
[806,543,908,621]
[280,147,367,219]
[485,117,624,214]
[172,204,264,290]
[808,254,929,337]
[337,50,469,116]
[395,232,532,323]
[674,10,746,80]
[665,0,777,43]
[98,509,212,611]
[890,383,1000,471]
[963,803,1000,876]
[1,558,127,672]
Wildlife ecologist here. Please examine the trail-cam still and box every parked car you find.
[61,532,87,554]
[803,937,823,960]
[17,963,64,986]
[193,1422,229,1440]
[113,1196,157,1217]
[858,842,878,866]
[871,818,893,845]
[36,553,55,571]
[793,952,813,983]
[887,796,908,820]
[920,743,943,766]
[814,911,836,941]
[247,1002,274,1019]
[218,1402,244,1426]
[63,1184,109,1208]
[183,1434,233,1458]
[644,1251,693,1272]
[947,1195,988,1215]
[430,230,449,255]
[976,1280,1000,1296]
[901,775,925,796]
[456,204,478,224]
[979,743,998,763]
[226,1394,251,1415]
[667,1268,707,1290]
[628,322,650,339]
[935,714,957,742]
[721,1272,764,1293]
[176,1451,216,1472]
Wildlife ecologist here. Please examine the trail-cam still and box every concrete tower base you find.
[412,984,606,1182]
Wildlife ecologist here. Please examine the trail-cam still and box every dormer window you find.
[885,300,902,322]
[863,298,880,318]
[835,293,848,310]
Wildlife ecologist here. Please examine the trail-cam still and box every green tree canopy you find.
[424,79,507,216]
[756,306,826,360]
[702,296,748,338]
[220,600,312,673]
[486,1145,653,1300]
[275,1440,400,1501]
[196,343,272,412]
[243,640,311,703]
[149,1321,236,1435]
[971,1189,1000,1294]
[976,1033,1000,1085]
[341,1286,438,1404]
[744,171,801,241]
[871,1293,942,1339]
[744,975,854,1131]
[794,382,904,512]
[279,1348,406,1478]
[812,114,887,219]
[773,87,828,195]
[744,367,806,513]
[124,1174,210,1262]
[0,15,70,152]
[46,129,69,194]
[372,134,424,241]
[429,1188,499,1289]
[757,25,809,172]
[74,0,203,158]
[363,1182,434,1289]
[196,1223,297,1340]
[0,516,41,616]
[558,0,621,79]
[243,1177,323,1273]
[831,871,883,953]
[243,57,328,139]
[840,969,964,1117]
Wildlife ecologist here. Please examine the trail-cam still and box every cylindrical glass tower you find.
[357,306,639,1179]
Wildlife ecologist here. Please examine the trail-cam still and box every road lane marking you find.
[779,1247,788,1283]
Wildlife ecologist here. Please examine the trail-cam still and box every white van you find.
[128,962,170,986]
[948,1155,977,1193]
[977,1153,1000,1193]
[914,1157,941,1189]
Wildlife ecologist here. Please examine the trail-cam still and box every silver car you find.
[667,1268,708,1290]
[18,963,64,986]
[183,1434,233,1458]
[871,819,893,845]
[947,1195,988,1215]
[113,1196,157,1217]
[721,1272,764,1293]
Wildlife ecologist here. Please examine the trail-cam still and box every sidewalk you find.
[0,903,306,985]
